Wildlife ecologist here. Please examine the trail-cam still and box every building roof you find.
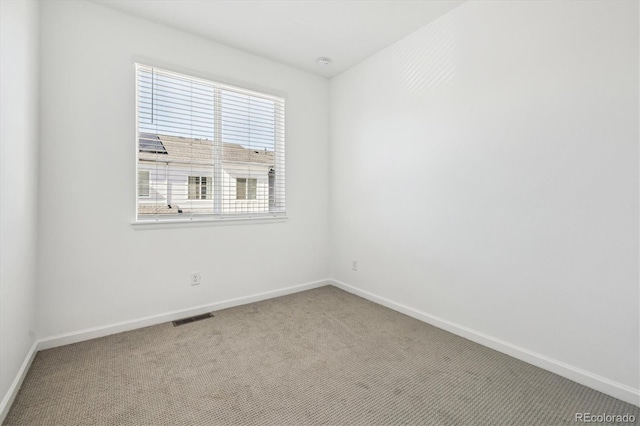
[138,133,274,165]
[138,204,179,215]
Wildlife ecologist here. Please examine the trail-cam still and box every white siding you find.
[139,161,271,214]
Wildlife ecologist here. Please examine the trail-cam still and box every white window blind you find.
[136,64,285,221]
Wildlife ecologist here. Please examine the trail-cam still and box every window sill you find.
[131,214,288,230]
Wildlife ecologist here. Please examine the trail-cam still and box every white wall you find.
[0,0,40,412]
[37,0,329,337]
[330,0,639,395]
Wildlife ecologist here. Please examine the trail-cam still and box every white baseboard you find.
[329,278,640,407]
[38,279,329,350]
[0,340,38,424]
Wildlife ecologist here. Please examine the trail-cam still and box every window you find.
[136,64,285,221]
[188,176,212,200]
[236,178,257,200]
[138,170,150,197]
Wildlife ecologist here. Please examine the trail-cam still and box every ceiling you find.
[92,0,465,78]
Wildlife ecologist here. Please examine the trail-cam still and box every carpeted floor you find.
[4,286,639,425]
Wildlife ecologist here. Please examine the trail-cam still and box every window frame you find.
[133,62,287,226]
[236,177,258,201]
[188,176,213,201]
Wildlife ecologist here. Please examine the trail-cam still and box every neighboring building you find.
[138,133,275,216]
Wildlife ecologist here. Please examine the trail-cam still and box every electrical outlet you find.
[352,259,358,271]
[190,271,201,286]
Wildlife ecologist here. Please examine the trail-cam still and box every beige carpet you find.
[4,286,639,425]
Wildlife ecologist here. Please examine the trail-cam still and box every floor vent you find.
[172,313,214,326]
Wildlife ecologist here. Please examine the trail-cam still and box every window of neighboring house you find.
[236,178,257,200]
[135,64,285,222]
[138,170,150,197]
[188,176,212,200]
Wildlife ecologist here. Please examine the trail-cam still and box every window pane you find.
[236,178,246,200]
[268,171,275,210]
[200,177,208,200]
[138,170,150,197]
[188,176,197,200]
[248,178,257,200]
